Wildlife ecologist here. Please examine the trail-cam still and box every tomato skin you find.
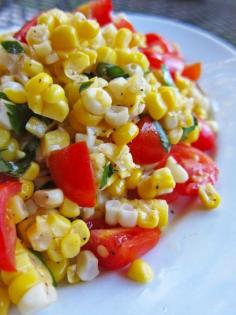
[90,0,113,26]
[114,18,136,32]
[145,33,175,54]
[129,116,169,165]
[86,227,161,270]
[192,120,216,152]
[182,63,202,81]
[14,16,38,43]
[48,142,96,207]
[0,179,21,271]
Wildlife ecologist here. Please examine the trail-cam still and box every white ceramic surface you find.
[9,14,236,315]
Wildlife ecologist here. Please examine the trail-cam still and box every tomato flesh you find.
[90,0,113,26]
[129,116,169,165]
[0,179,21,271]
[192,120,216,152]
[182,63,202,81]
[14,16,38,43]
[86,227,161,270]
[48,142,96,207]
[114,18,136,32]
[145,33,176,54]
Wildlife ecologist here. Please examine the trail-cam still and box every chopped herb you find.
[5,103,32,135]
[161,64,175,86]
[154,121,171,152]
[0,137,39,177]
[100,163,116,189]
[79,81,93,93]
[182,116,198,140]
[1,40,24,54]
[96,63,129,81]
[0,92,9,100]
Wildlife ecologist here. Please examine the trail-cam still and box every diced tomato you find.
[0,179,21,271]
[145,33,175,54]
[86,217,110,230]
[86,227,161,270]
[182,62,202,81]
[169,144,219,196]
[14,16,38,43]
[48,142,96,207]
[129,116,169,165]
[114,18,136,32]
[192,120,216,152]
[90,0,113,26]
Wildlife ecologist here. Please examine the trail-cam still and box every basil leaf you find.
[0,92,9,100]
[5,103,32,135]
[0,137,39,177]
[161,64,174,86]
[100,163,116,189]
[181,116,198,140]
[1,40,24,54]
[96,63,129,81]
[154,121,171,152]
[79,81,93,93]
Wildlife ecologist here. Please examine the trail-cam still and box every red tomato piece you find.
[114,18,136,32]
[129,116,169,165]
[0,179,21,271]
[90,0,113,26]
[14,16,38,43]
[182,63,202,81]
[86,217,110,230]
[170,144,219,196]
[145,33,175,54]
[48,142,96,207]
[192,120,216,152]
[86,227,161,270]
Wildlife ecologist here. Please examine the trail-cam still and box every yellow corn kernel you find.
[25,117,48,139]
[26,94,44,115]
[112,122,139,145]
[127,259,154,283]
[73,101,103,126]
[175,73,190,91]
[23,59,44,77]
[0,287,10,315]
[38,13,56,33]
[145,92,167,120]
[97,46,117,64]
[198,183,221,210]
[47,239,64,263]
[17,216,35,246]
[158,86,178,110]
[0,128,10,149]
[81,87,112,115]
[3,83,27,104]
[41,129,70,156]
[25,73,53,95]
[70,219,90,247]
[42,84,65,103]
[107,178,126,197]
[67,264,80,284]
[76,19,99,39]
[60,233,81,259]
[27,216,52,252]
[22,162,40,181]
[42,99,69,122]
[82,48,97,65]
[64,81,81,106]
[47,212,71,237]
[8,269,41,304]
[59,198,80,218]
[7,195,28,224]
[0,138,19,161]
[44,259,69,284]
[122,90,137,107]
[168,127,183,145]
[117,50,150,72]
[68,111,87,132]
[185,125,200,144]
[137,210,159,229]
[114,28,132,48]
[19,179,34,201]
[194,105,207,120]
[150,199,169,228]
[126,169,143,190]
[51,25,79,50]
[33,40,53,58]
[63,52,90,79]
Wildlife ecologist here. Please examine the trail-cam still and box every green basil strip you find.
[154,121,171,152]
[96,63,129,81]
[100,163,116,189]
[5,103,32,135]
[1,40,24,54]
[79,81,93,93]
[0,92,9,100]
[182,116,198,140]
[161,64,175,86]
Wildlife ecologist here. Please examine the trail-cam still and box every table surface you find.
[0,0,235,46]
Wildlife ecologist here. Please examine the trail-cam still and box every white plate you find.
[10,14,236,315]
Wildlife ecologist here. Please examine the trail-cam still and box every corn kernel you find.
[114,28,132,48]
[72,101,103,126]
[60,233,81,259]
[145,92,167,120]
[175,74,190,91]
[19,179,34,201]
[41,129,70,156]
[42,84,65,103]
[185,125,200,144]
[126,168,142,190]
[157,200,169,228]
[38,13,56,33]
[47,213,71,238]
[22,162,40,181]
[63,52,90,79]
[0,138,19,161]
[27,216,52,251]
[26,94,44,115]
[97,46,117,64]
[51,25,79,50]
[47,239,64,263]
[198,183,221,210]
[168,127,183,145]
[33,40,53,58]
[70,219,90,247]
[0,128,10,149]
[159,86,178,110]
[0,287,10,315]
[25,73,53,95]
[44,259,69,284]
[82,87,112,115]
[68,110,87,132]
[137,210,159,229]
[67,265,80,284]
[42,99,69,122]
[112,122,139,145]
[23,59,44,77]
[105,105,129,128]
[107,178,126,197]
[127,259,154,283]
[26,24,49,46]
[8,195,28,224]
[59,198,80,218]
[17,216,35,246]
[26,117,48,138]
[76,20,99,39]
[3,82,27,104]
[81,48,97,65]
[64,81,81,106]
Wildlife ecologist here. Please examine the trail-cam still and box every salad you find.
[0,0,221,314]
